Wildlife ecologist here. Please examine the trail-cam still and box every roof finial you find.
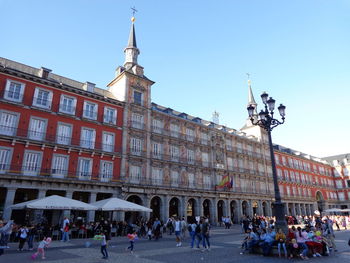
[131,6,137,22]
[246,72,251,86]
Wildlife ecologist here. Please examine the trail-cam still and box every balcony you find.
[0,125,121,154]
[130,121,145,130]
[82,110,98,120]
[151,125,164,134]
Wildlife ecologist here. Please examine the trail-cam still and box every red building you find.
[274,144,337,216]
[0,58,124,223]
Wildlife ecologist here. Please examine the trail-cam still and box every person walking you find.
[17,225,28,251]
[126,232,138,253]
[94,231,108,259]
[201,217,210,251]
[61,217,70,242]
[0,220,13,256]
[174,217,182,247]
[27,225,36,251]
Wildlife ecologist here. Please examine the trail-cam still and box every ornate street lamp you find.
[247,92,287,232]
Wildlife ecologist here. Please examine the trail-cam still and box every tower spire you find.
[247,74,258,115]
[124,9,140,69]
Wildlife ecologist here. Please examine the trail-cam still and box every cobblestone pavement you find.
[1,226,349,263]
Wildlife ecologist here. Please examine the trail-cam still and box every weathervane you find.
[131,6,138,17]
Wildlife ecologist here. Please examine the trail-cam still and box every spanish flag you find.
[217,175,232,188]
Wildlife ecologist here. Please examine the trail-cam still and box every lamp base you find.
[272,201,288,234]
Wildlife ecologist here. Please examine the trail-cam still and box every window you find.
[171,171,179,186]
[28,117,47,141]
[56,123,72,145]
[170,123,179,137]
[33,88,52,109]
[152,142,162,159]
[226,139,233,151]
[187,149,194,164]
[51,154,68,178]
[202,152,209,167]
[104,107,117,125]
[0,147,13,173]
[77,158,92,180]
[130,165,141,183]
[336,180,343,188]
[133,91,142,105]
[59,94,77,115]
[22,151,42,176]
[152,167,163,185]
[203,174,211,189]
[130,137,142,155]
[102,132,115,152]
[131,113,143,129]
[201,132,208,145]
[100,161,113,182]
[188,173,195,188]
[186,128,194,141]
[4,79,25,102]
[83,101,98,120]
[152,119,163,133]
[80,128,96,149]
[170,145,179,161]
[0,111,19,136]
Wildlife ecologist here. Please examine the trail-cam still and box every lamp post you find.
[247,92,288,233]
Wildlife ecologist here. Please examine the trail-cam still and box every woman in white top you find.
[17,226,28,251]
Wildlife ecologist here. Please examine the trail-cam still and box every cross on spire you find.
[131,6,138,17]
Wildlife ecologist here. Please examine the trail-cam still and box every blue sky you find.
[1,0,349,157]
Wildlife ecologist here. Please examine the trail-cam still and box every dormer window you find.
[133,91,142,105]
[83,101,98,120]
[4,79,25,102]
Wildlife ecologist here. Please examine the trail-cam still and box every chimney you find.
[39,67,52,79]
[83,82,95,93]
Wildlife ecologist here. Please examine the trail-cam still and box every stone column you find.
[87,192,97,223]
[237,200,243,221]
[198,197,203,217]
[210,198,218,225]
[225,199,230,217]
[181,196,187,219]
[63,190,74,219]
[3,188,17,221]
[267,201,273,217]
[248,200,253,217]
[258,200,263,216]
[162,195,169,222]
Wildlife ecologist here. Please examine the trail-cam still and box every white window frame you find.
[130,137,142,155]
[83,100,98,120]
[0,110,20,136]
[203,175,211,189]
[188,173,195,188]
[32,87,53,109]
[130,165,141,183]
[28,116,47,141]
[0,146,13,174]
[103,107,117,125]
[56,122,72,145]
[170,123,179,137]
[22,150,42,176]
[152,142,162,159]
[77,157,92,180]
[100,160,113,182]
[202,152,209,167]
[80,127,96,149]
[170,145,179,161]
[187,149,194,164]
[152,167,163,185]
[171,170,179,187]
[186,128,194,141]
[102,131,115,152]
[59,94,77,115]
[4,79,25,102]
[152,118,163,133]
[131,113,143,129]
[51,154,69,178]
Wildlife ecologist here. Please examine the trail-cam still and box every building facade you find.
[0,58,124,223]
[0,17,346,225]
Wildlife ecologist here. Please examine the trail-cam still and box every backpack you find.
[187,225,192,232]
[195,224,201,233]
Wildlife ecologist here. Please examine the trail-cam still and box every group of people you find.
[241,215,339,260]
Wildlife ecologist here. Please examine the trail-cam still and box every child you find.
[127,232,138,253]
[275,228,287,258]
[288,239,299,259]
[94,231,108,259]
[147,228,152,240]
[31,237,51,260]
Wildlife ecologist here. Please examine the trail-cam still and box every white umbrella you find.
[324,208,343,213]
[340,208,350,212]
[10,195,97,211]
[91,197,152,212]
